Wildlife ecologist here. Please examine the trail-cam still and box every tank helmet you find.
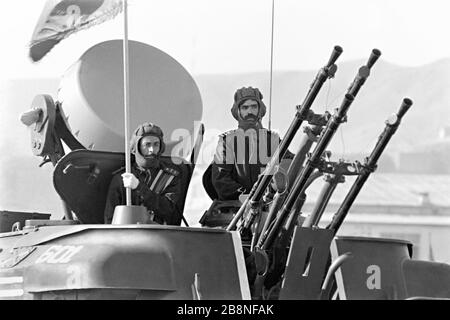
[231,87,267,121]
[130,122,166,155]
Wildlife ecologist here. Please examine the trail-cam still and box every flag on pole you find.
[29,0,123,62]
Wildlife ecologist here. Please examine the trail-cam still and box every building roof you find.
[303,173,450,208]
[319,212,450,226]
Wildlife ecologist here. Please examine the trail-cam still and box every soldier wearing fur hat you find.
[104,123,183,225]
[211,87,290,201]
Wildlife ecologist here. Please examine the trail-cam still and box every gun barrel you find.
[259,93,355,250]
[348,49,382,97]
[256,125,322,247]
[227,46,343,232]
[369,98,413,167]
[397,98,413,119]
[287,93,355,208]
[367,48,382,69]
[259,51,381,249]
[337,94,354,118]
[303,176,339,228]
[328,98,413,233]
[326,45,344,67]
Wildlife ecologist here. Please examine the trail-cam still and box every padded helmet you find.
[231,87,267,121]
[130,122,166,155]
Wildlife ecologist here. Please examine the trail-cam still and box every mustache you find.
[143,154,158,159]
[243,114,258,120]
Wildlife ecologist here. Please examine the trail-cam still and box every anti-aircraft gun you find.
[243,49,382,299]
[224,47,450,300]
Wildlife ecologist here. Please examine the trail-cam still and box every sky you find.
[0,0,450,80]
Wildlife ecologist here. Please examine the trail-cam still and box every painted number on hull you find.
[35,245,83,264]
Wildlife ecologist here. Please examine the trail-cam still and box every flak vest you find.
[134,165,180,225]
[113,164,180,204]
[217,128,280,166]
[140,166,179,195]
[214,128,281,196]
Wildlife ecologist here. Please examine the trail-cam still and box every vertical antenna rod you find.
[123,0,132,206]
[268,0,275,131]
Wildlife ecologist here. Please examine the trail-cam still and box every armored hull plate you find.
[0,225,250,300]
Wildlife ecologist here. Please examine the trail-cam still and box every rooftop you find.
[303,173,450,208]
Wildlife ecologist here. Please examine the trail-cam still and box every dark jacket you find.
[104,162,182,225]
[211,128,288,200]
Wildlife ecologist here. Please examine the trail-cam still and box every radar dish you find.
[57,40,203,155]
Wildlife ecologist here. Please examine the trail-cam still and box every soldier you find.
[211,87,289,201]
[104,123,182,225]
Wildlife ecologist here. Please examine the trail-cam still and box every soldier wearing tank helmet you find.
[104,123,182,225]
[211,87,291,201]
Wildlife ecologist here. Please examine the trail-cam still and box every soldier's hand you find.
[122,173,140,190]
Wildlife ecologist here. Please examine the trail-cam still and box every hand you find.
[122,173,140,190]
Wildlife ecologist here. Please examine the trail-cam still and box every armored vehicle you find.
[1,40,449,300]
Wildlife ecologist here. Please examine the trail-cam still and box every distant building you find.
[398,150,449,174]
[302,173,450,263]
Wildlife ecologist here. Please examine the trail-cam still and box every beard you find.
[143,155,160,168]
[135,153,160,169]
[238,118,261,130]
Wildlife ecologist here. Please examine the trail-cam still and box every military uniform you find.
[211,128,282,200]
[104,164,182,225]
[210,87,294,201]
[104,122,184,225]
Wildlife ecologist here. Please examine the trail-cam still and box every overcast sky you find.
[0,0,449,80]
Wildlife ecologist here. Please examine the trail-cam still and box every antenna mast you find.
[268,0,275,131]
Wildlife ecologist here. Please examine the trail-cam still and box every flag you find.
[29,0,123,62]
